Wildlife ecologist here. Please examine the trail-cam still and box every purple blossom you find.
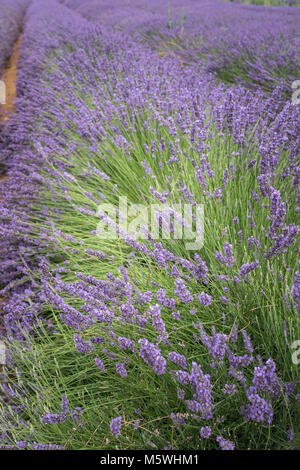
[287,428,294,442]
[138,339,166,375]
[200,426,212,439]
[252,359,280,397]
[220,296,229,305]
[117,336,135,351]
[174,278,194,304]
[95,357,106,372]
[149,304,168,339]
[216,436,235,450]
[170,413,185,427]
[73,334,94,354]
[110,416,122,437]
[292,271,300,314]
[239,260,259,279]
[224,384,237,395]
[198,292,212,306]
[198,323,228,363]
[40,395,82,425]
[189,362,214,420]
[241,386,273,424]
[116,363,128,378]
[168,352,187,370]
[215,243,235,268]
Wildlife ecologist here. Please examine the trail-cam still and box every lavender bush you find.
[0,0,299,450]
[0,0,28,73]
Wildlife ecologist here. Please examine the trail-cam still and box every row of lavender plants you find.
[63,0,300,98]
[0,0,299,450]
[0,0,28,73]
[226,1,300,6]
[0,0,29,175]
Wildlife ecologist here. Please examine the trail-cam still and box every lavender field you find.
[0,0,299,451]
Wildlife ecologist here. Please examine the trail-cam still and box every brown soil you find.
[0,37,21,123]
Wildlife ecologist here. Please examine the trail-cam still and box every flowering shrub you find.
[0,0,299,450]
[0,0,28,73]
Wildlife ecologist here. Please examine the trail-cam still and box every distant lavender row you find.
[64,0,300,97]
[0,1,91,335]
[0,0,29,73]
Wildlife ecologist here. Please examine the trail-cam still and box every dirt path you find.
[0,37,21,124]
[0,37,21,363]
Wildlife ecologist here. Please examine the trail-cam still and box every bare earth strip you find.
[0,37,21,363]
[0,37,21,123]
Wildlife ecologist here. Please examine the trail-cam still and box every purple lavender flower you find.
[241,386,273,424]
[252,359,280,397]
[138,339,166,375]
[241,330,253,353]
[230,324,238,343]
[198,292,212,306]
[176,370,191,386]
[198,323,228,363]
[287,428,294,442]
[168,352,187,370]
[149,304,168,339]
[174,278,194,304]
[170,413,185,427]
[224,384,237,395]
[215,243,235,268]
[95,358,106,372]
[200,426,212,439]
[292,271,300,314]
[239,260,259,280]
[118,336,135,351]
[110,416,122,437]
[116,363,128,378]
[216,436,235,450]
[189,362,214,420]
[73,335,94,354]
[40,395,82,425]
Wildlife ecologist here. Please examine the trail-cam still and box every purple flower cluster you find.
[168,352,187,370]
[174,278,194,304]
[187,362,213,420]
[116,363,128,378]
[40,395,82,425]
[198,292,212,307]
[138,339,166,375]
[198,323,228,364]
[216,436,235,451]
[110,416,122,437]
[200,426,212,439]
[241,386,274,425]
